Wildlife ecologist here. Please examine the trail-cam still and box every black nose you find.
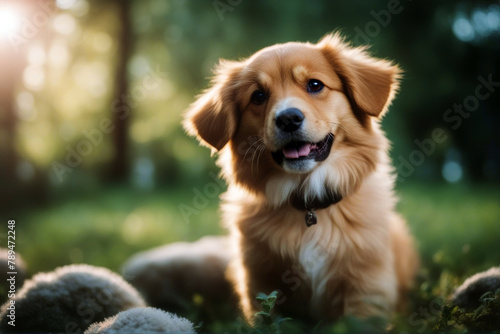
[275,108,304,132]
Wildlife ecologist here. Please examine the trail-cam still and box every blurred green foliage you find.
[0,0,499,202]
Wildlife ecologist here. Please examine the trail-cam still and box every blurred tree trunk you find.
[0,0,31,207]
[0,48,21,184]
[0,0,51,211]
[109,0,132,182]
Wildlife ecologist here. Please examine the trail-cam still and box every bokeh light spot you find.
[56,0,79,10]
[452,16,475,42]
[53,13,77,35]
[23,66,46,91]
[442,161,463,183]
[49,41,70,68]
[27,44,46,66]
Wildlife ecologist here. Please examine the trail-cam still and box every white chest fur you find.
[297,217,342,315]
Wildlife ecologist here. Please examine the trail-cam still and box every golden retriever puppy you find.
[184,33,418,323]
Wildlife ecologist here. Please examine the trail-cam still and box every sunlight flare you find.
[0,5,22,38]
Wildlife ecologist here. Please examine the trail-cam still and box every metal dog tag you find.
[305,211,317,227]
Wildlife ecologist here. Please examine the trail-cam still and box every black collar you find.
[289,189,343,227]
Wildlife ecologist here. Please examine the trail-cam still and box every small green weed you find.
[252,291,292,334]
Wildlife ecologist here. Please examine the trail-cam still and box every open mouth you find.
[271,133,334,166]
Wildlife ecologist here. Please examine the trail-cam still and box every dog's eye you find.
[307,79,324,93]
[250,90,267,105]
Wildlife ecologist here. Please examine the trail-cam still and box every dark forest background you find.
[0,0,499,331]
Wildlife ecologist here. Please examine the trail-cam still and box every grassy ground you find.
[400,182,500,279]
[7,181,500,332]
[12,185,225,275]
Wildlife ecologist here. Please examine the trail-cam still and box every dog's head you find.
[184,33,400,210]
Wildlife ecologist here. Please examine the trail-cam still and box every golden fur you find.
[184,33,418,323]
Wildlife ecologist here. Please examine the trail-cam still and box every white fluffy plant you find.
[0,264,146,333]
[85,307,196,333]
[452,266,500,309]
[122,236,233,313]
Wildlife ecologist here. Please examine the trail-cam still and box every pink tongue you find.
[283,143,311,159]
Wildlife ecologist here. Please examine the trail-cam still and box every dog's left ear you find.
[183,60,243,151]
[319,33,401,118]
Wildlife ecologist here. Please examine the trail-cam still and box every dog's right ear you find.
[183,60,243,151]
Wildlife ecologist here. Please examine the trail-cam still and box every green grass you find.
[7,181,500,332]
[13,185,224,275]
[399,183,500,281]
